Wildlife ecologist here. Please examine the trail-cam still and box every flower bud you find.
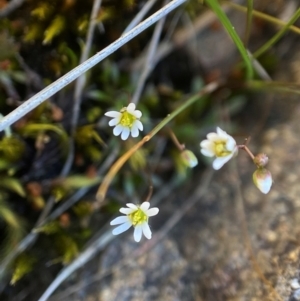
[253,168,272,194]
[180,150,198,168]
[253,153,269,167]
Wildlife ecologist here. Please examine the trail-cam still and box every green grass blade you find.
[244,0,253,47]
[253,8,300,58]
[227,2,300,35]
[206,0,253,80]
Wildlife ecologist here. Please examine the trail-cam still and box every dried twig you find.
[0,0,187,132]
[61,0,102,176]
[131,0,170,105]
[0,0,25,18]
[123,0,158,34]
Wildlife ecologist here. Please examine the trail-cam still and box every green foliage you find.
[0,136,25,162]
[55,234,79,264]
[0,196,24,259]
[10,253,35,285]
[0,0,299,296]
[34,221,61,235]
[0,177,26,197]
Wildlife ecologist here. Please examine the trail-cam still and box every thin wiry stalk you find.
[34,0,103,243]
[123,0,158,34]
[44,147,119,223]
[253,7,300,59]
[244,0,253,47]
[0,0,25,17]
[247,50,272,81]
[226,2,300,35]
[0,0,187,132]
[71,0,102,133]
[61,0,102,176]
[131,0,169,105]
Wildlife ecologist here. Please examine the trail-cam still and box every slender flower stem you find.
[168,128,185,151]
[0,0,187,132]
[238,144,254,160]
[95,81,221,206]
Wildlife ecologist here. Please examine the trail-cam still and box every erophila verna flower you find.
[105,103,143,140]
[200,127,238,170]
[110,202,159,242]
[253,168,272,194]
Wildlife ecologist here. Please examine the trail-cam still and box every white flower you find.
[105,103,143,140]
[200,127,238,170]
[180,150,198,168]
[253,168,272,194]
[110,202,159,242]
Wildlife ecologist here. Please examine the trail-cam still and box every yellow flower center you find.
[214,141,231,157]
[120,111,136,128]
[128,208,148,226]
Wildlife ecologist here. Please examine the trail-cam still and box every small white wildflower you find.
[110,202,159,242]
[200,127,238,170]
[105,103,143,140]
[253,168,272,194]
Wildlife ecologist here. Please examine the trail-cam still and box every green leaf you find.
[55,235,79,264]
[43,16,65,45]
[86,90,111,102]
[59,175,102,189]
[206,0,253,80]
[0,177,26,197]
[18,123,69,155]
[34,221,61,234]
[11,254,35,285]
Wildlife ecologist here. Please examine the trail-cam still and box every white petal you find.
[226,136,236,151]
[126,203,138,210]
[142,223,152,239]
[121,127,130,140]
[207,133,221,142]
[134,120,143,131]
[113,124,124,136]
[112,221,132,235]
[146,207,159,217]
[110,216,129,225]
[133,110,142,118]
[233,147,239,157]
[134,225,143,242]
[258,178,272,194]
[130,123,139,137]
[109,117,120,126]
[105,111,121,118]
[216,127,227,138]
[200,140,213,149]
[119,208,135,214]
[201,148,215,157]
[140,202,150,211]
[126,103,136,113]
[212,155,233,170]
